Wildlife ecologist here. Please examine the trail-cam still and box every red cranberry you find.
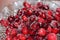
[30,15,36,22]
[55,12,60,17]
[23,1,31,8]
[10,28,17,37]
[22,7,27,10]
[28,29,35,35]
[22,15,28,21]
[21,27,28,34]
[13,22,19,28]
[38,17,45,23]
[56,8,60,12]
[47,33,57,40]
[13,37,17,40]
[30,23,39,31]
[26,10,32,16]
[55,13,60,22]
[17,9,22,16]
[6,28,10,35]
[17,34,26,40]
[6,36,12,40]
[0,19,9,27]
[43,5,49,10]
[27,36,33,40]
[8,15,15,23]
[47,10,52,16]
[40,13,46,19]
[38,28,46,36]
[0,1,60,40]
[52,28,59,34]
[50,20,58,27]
[47,26,52,33]
[36,2,43,8]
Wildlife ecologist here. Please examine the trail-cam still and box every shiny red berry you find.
[47,33,57,40]
[21,27,28,34]
[38,28,46,36]
[22,15,28,21]
[17,34,26,40]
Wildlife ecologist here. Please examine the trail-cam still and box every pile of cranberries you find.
[0,1,60,40]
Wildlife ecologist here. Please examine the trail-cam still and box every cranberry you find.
[43,5,49,10]
[50,20,58,27]
[0,1,60,40]
[47,25,52,33]
[52,28,59,34]
[47,10,52,16]
[21,27,28,34]
[40,13,46,19]
[36,2,43,8]
[56,8,60,12]
[13,37,17,40]
[17,9,22,16]
[8,15,15,23]
[6,36,12,40]
[38,17,45,23]
[28,29,35,35]
[47,33,57,40]
[38,28,46,36]
[27,36,33,40]
[23,1,31,8]
[30,15,36,22]
[0,19,9,27]
[26,10,32,16]
[22,7,27,10]
[13,22,19,28]
[6,28,10,35]
[22,15,28,21]
[10,28,17,37]
[55,13,60,22]
[17,34,26,40]
[30,23,39,31]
